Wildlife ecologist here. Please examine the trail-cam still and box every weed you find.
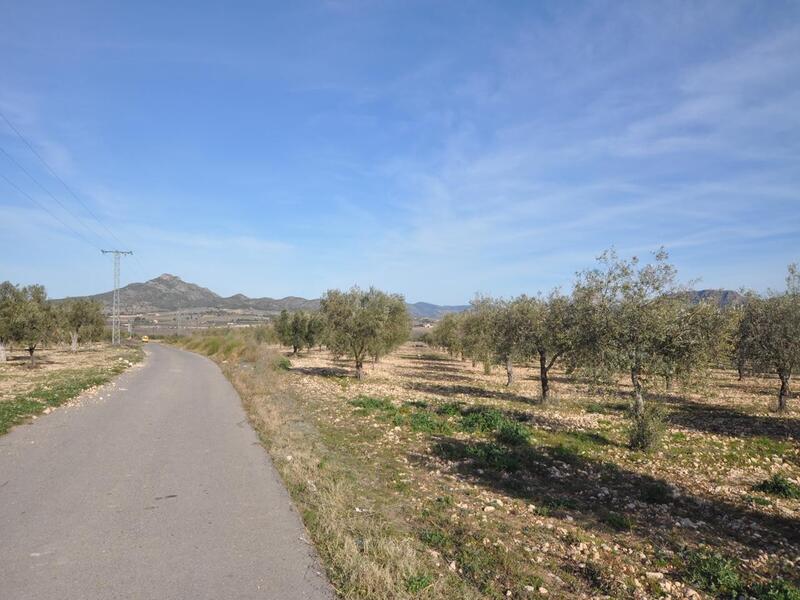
[436,401,462,416]
[749,579,800,600]
[639,481,673,504]
[628,406,666,451]
[405,573,434,593]
[683,549,742,597]
[753,474,800,499]
[460,407,507,433]
[496,420,531,446]
[603,512,634,531]
[349,396,396,412]
[272,355,292,371]
[408,412,452,434]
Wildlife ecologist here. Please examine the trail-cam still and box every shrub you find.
[271,355,292,371]
[496,420,531,446]
[684,549,742,597]
[628,406,666,451]
[465,442,520,472]
[753,474,800,499]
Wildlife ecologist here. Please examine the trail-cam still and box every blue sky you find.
[0,1,798,304]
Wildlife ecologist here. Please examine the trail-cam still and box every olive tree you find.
[320,286,410,379]
[8,284,56,366]
[737,264,800,411]
[572,249,688,417]
[0,281,22,362]
[460,296,496,374]
[274,309,312,355]
[60,298,105,352]
[429,312,464,358]
[491,298,531,386]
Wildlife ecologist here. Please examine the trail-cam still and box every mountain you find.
[407,302,470,319]
[65,274,467,318]
[680,289,745,308]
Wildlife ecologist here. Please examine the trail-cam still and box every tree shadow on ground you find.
[399,353,458,363]
[407,381,535,404]
[424,436,800,560]
[398,366,474,383]
[662,396,800,440]
[292,366,352,378]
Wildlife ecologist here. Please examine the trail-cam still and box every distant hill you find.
[679,289,745,308]
[63,274,467,318]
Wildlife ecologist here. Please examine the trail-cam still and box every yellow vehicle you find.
[141,335,150,343]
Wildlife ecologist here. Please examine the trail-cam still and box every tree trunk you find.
[505,357,514,386]
[28,346,36,367]
[778,371,791,412]
[737,360,745,381]
[292,345,298,355]
[0,341,6,362]
[483,361,491,375]
[355,358,364,380]
[631,367,644,416]
[70,332,79,353]
[665,374,673,391]
[539,351,550,404]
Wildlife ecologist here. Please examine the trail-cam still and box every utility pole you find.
[101,250,133,345]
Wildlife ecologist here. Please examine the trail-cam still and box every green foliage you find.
[274,310,321,354]
[749,579,800,600]
[737,266,800,410]
[272,355,292,371]
[407,411,451,434]
[1,282,57,363]
[639,480,674,504]
[496,420,531,445]
[628,405,666,451]
[320,286,410,379]
[435,401,462,416]
[404,573,433,593]
[753,474,800,499]
[349,395,396,412]
[602,512,634,531]
[459,407,507,433]
[59,298,105,348]
[683,549,742,598]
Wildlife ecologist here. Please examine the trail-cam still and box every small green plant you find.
[603,512,634,531]
[271,355,292,371]
[628,406,666,451]
[465,442,520,471]
[460,407,507,433]
[405,573,434,593]
[639,481,673,504]
[753,474,800,499]
[436,401,462,416]
[349,396,395,412]
[749,579,800,600]
[408,411,451,434]
[684,549,742,597]
[496,420,531,446]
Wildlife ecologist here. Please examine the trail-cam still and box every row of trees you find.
[274,287,412,380]
[429,250,799,415]
[0,282,106,365]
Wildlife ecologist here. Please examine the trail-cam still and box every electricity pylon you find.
[101,250,133,345]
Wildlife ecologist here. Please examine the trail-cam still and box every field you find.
[0,343,144,434]
[182,333,800,600]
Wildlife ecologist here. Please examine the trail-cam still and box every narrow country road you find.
[0,344,334,600]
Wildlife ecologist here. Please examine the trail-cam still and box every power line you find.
[0,144,111,248]
[0,109,130,250]
[0,170,102,251]
[0,109,149,280]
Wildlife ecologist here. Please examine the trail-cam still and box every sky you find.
[0,0,798,304]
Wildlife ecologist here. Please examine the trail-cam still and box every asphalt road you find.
[0,343,334,600]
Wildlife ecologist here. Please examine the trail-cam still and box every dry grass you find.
[184,334,800,599]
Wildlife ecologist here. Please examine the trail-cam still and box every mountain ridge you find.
[62,274,743,318]
[62,274,469,318]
